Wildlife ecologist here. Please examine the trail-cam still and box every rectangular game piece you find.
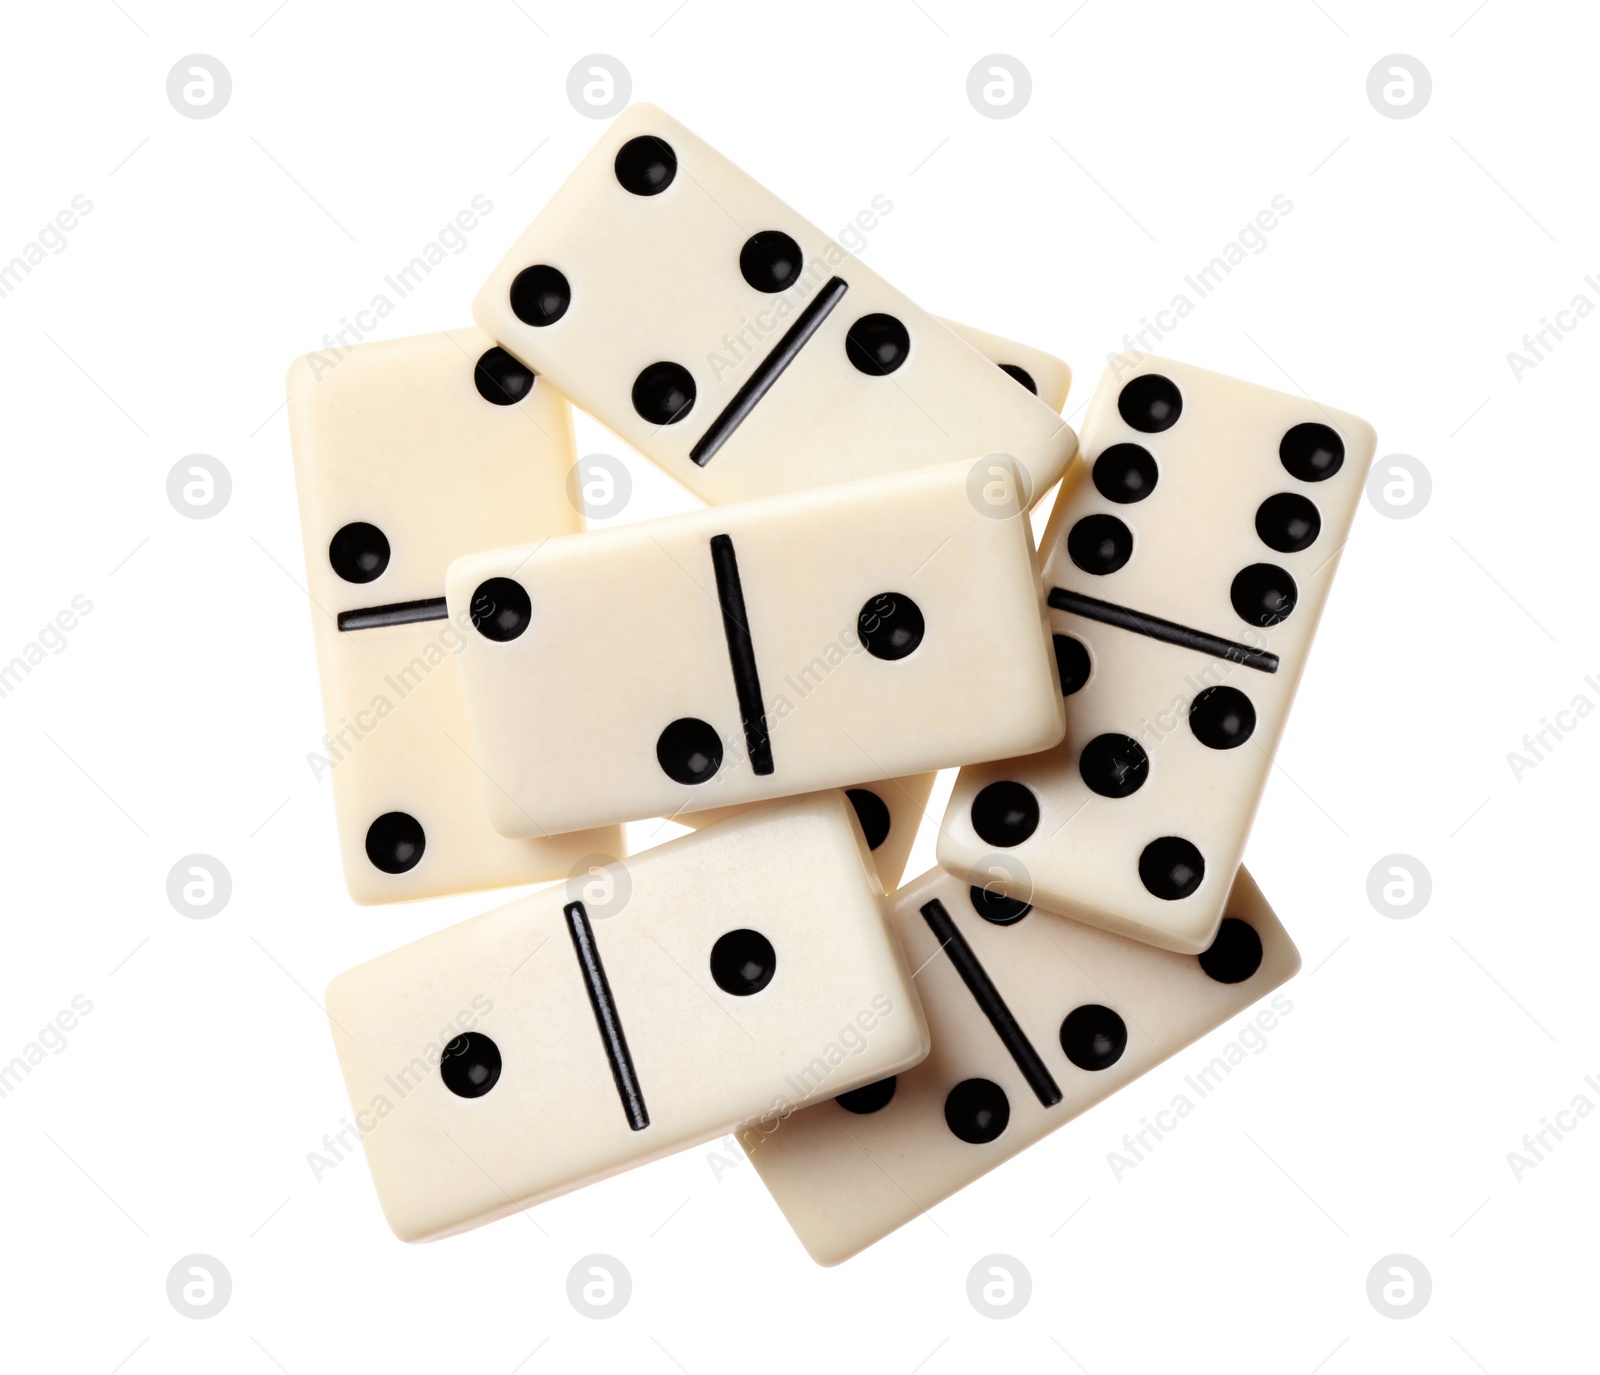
[472,104,1077,507]
[742,863,1298,1265]
[287,329,623,903]
[939,355,1375,952]
[444,457,1066,836]
[325,794,931,1242]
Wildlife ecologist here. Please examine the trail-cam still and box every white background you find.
[0,0,1593,1370]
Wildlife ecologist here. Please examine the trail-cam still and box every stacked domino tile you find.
[287,105,1375,1262]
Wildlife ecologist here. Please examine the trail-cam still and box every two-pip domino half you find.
[287,103,1374,1261]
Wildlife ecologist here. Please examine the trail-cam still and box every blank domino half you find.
[326,795,931,1242]
[445,457,1065,836]
[673,321,1071,888]
[742,863,1298,1265]
[940,355,1376,952]
[472,104,1077,507]
[287,329,623,903]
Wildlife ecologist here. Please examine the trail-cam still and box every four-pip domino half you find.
[286,104,1373,1260]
